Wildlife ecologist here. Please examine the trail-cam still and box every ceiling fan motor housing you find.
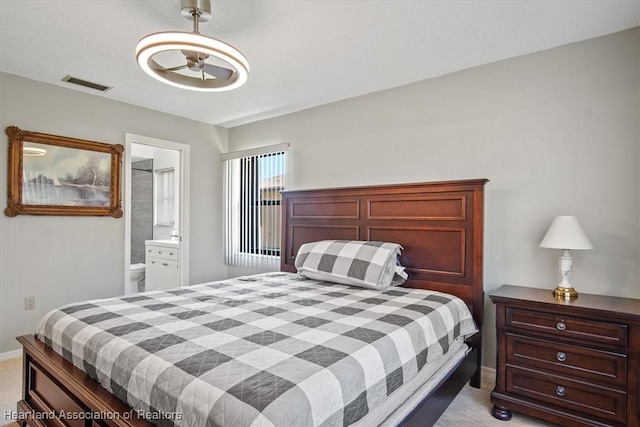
[181,0,211,22]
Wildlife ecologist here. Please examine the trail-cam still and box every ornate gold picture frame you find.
[5,126,123,217]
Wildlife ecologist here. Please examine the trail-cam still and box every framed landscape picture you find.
[4,126,123,217]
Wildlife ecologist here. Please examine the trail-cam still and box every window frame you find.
[154,167,175,227]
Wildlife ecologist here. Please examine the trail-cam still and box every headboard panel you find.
[281,179,488,331]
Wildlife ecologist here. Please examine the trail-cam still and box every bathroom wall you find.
[130,159,153,264]
[129,143,181,241]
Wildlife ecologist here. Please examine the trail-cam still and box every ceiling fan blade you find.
[161,64,188,72]
[202,63,233,80]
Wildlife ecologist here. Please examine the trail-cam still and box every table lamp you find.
[539,216,593,298]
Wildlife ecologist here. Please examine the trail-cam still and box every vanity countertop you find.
[145,239,179,247]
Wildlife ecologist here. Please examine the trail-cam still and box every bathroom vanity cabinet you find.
[145,240,180,291]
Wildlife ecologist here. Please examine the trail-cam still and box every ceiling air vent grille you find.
[62,75,112,92]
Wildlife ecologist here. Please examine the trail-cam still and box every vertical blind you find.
[223,143,288,270]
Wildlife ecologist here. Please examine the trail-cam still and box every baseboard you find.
[482,365,496,379]
[480,365,496,388]
[0,349,21,362]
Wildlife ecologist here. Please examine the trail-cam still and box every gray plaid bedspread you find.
[36,273,477,427]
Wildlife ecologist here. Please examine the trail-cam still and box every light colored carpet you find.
[1,358,21,427]
[0,357,556,426]
[433,369,557,427]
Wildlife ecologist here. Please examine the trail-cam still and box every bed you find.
[16,178,488,427]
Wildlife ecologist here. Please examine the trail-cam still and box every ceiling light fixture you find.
[23,147,47,157]
[136,0,249,92]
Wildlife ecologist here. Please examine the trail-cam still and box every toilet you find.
[130,263,145,292]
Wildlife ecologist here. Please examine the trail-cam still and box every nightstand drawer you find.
[506,333,627,388]
[506,366,626,424]
[505,308,627,349]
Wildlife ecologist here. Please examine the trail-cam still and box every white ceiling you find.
[1,1,638,128]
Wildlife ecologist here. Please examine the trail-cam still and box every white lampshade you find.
[540,216,593,250]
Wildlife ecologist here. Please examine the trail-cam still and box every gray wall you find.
[0,72,229,354]
[131,159,153,265]
[1,28,638,364]
[228,28,640,368]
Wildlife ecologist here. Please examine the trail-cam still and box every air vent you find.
[61,75,112,92]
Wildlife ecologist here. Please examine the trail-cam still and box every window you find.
[155,167,175,226]
[223,144,288,270]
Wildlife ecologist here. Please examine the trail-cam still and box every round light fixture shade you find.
[136,31,249,92]
[23,147,47,156]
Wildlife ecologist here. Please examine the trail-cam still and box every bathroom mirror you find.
[4,126,123,217]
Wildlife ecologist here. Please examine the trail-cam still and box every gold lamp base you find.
[553,285,578,299]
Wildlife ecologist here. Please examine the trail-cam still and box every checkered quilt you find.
[36,273,477,427]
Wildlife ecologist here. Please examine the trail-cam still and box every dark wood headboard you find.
[280,179,488,333]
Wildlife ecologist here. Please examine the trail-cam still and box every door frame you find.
[123,133,190,294]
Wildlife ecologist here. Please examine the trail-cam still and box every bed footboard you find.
[16,335,151,427]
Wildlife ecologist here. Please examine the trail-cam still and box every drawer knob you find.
[556,352,567,362]
[556,321,566,331]
[556,386,566,397]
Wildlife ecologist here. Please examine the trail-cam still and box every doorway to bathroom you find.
[123,133,190,294]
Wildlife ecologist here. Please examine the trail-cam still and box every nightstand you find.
[490,285,640,426]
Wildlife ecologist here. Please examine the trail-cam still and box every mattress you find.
[36,272,478,427]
